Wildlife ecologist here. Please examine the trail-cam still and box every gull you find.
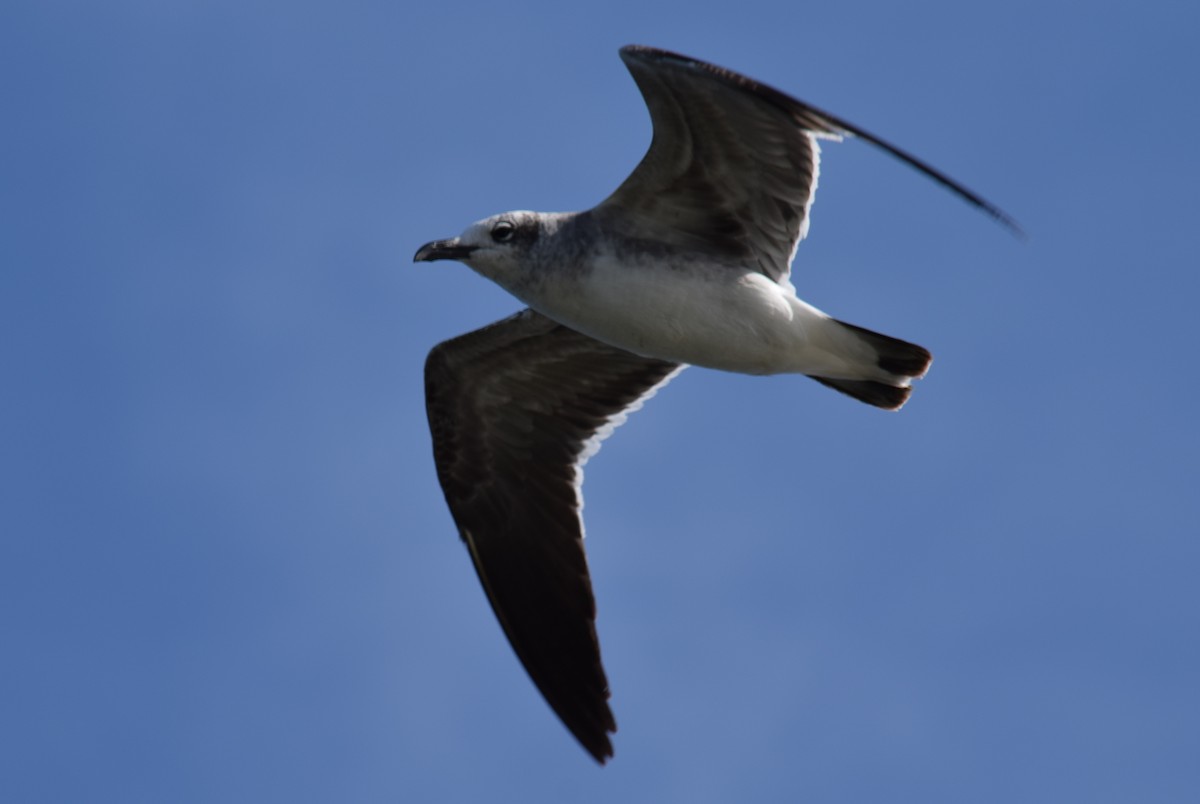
[414,45,1018,763]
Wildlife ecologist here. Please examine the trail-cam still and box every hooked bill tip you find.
[413,238,476,262]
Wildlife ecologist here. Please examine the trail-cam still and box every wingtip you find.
[965,195,1026,241]
[560,689,618,765]
[584,734,615,766]
[993,209,1028,241]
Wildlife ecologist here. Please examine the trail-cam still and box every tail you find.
[807,319,933,411]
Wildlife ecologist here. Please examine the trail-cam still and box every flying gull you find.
[414,44,1018,763]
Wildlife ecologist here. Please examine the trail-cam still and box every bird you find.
[413,44,1018,764]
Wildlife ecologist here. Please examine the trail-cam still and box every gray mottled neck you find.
[530,211,602,271]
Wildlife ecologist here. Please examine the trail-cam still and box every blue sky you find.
[3,1,1198,802]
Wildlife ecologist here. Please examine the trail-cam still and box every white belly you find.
[526,257,857,376]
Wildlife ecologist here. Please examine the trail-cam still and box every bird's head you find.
[414,211,545,285]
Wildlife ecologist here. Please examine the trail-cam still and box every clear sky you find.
[3,1,1198,802]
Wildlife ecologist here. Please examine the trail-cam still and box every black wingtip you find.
[548,688,616,765]
[844,124,1027,241]
[989,207,1028,242]
[582,732,615,765]
[553,690,617,764]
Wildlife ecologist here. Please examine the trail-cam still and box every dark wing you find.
[595,45,1022,284]
[424,309,682,763]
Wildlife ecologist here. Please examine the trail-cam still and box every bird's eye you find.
[491,221,516,243]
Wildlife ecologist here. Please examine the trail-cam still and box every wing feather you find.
[425,309,682,763]
[595,45,1021,284]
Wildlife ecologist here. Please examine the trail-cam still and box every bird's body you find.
[413,45,1017,763]
[470,209,885,380]
[561,250,816,374]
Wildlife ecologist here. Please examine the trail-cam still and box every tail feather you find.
[807,319,932,411]
[810,376,914,409]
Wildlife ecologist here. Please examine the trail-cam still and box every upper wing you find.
[424,309,683,763]
[595,45,1021,284]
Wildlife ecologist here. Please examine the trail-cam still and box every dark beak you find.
[413,238,477,263]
